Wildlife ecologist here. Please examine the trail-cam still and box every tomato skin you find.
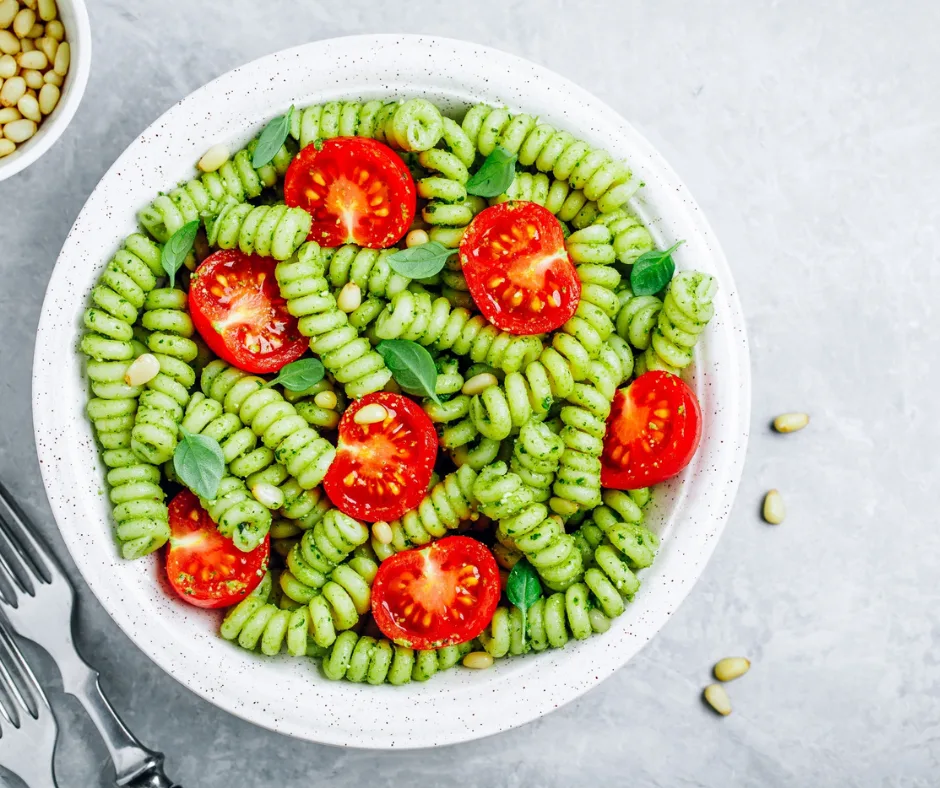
[188,249,308,374]
[166,490,269,609]
[284,137,416,249]
[371,536,500,649]
[460,201,580,335]
[322,392,437,523]
[600,371,703,490]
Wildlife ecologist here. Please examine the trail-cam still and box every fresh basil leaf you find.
[466,146,517,198]
[173,427,225,501]
[252,105,294,169]
[506,559,542,635]
[387,242,455,279]
[264,357,325,392]
[630,240,683,296]
[161,220,200,288]
[376,339,441,405]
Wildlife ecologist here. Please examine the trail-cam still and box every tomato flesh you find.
[601,370,703,490]
[189,249,307,374]
[322,392,437,523]
[371,536,500,649]
[166,490,269,609]
[284,137,416,248]
[460,201,580,335]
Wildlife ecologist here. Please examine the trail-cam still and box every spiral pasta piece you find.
[593,210,654,265]
[322,630,472,684]
[304,553,378,648]
[373,289,542,374]
[555,257,621,367]
[201,360,336,489]
[279,509,370,606]
[591,490,660,569]
[129,289,198,465]
[221,573,313,657]
[509,420,564,501]
[615,288,663,351]
[274,244,394,398]
[206,202,312,261]
[473,462,583,591]
[320,243,411,300]
[289,98,444,152]
[637,271,717,375]
[461,104,638,213]
[371,465,479,561]
[138,142,292,243]
[199,475,272,552]
[282,379,345,431]
[492,172,600,230]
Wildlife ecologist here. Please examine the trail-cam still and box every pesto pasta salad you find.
[80,97,717,686]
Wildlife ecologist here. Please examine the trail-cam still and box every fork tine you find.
[0,479,54,586]
[0,619,47,723]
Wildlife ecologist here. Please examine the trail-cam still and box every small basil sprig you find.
[161,220,200,288]
[466,146,517,198]
[173,427,225,500]
[387,241,455,279]
[264,358,325,392]
[630,240,684,296]
[376,339,441,405]
[506,559,542,635]
[252,105,294,168]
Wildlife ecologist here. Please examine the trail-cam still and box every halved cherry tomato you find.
[371,536,500,649]
[188,249,308,374]
[166,490,269,609]
[322,392,437,523]
[460,201,580,335]
[284,137,416,248]
[601,370,703,490]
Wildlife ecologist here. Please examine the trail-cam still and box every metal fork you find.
[0,480,182,788]
[0,618,58,787]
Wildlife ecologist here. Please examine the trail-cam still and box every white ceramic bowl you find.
[33,35,750,748]
[0,0,91,181]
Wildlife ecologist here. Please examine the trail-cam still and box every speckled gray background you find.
[0,1,937,786]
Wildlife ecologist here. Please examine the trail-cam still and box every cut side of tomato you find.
[322,392,437,523]
[460,201,580,335]
[601,370,703,490]
[188,249,308,374]
[284,137,416,249]
[166,490,269,609]
[371,536,500,649]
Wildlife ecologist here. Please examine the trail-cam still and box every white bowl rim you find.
[0,0,92,182]
[32,34,750,749]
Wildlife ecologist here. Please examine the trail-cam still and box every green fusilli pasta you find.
[199,475,272,552]
[321,244,411,300]
[221,572,315,657]
[304,551,378,648]
[593,209,655,265]
[615,289,663,351]
[206,202,312,261]
[322,630,471,684]
[492,171,600,230]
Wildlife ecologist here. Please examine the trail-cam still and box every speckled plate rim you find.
[33,34,750,749]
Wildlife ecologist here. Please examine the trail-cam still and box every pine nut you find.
[197,144,229,173]
[773,412,809,433]
[42,68,61,86]
[406,229,429,248]
[52,39,67,74]
[703,684,732,716]
[0,0,16,29]
[462,651,494,670]
[22,68,41,89]
[251,482,285,510]
[0,106,19,123]
[0,137,14,156]
[762,489,785,524]
[714,657,751,682]
[37,35,56,62]
[12,8,36,39]
[37,81,56,114]
[336,282,362,313]
[26,21,42,38]
[17,49,45,70]
[18,37,31,52]
[354,403,388,425]
[0,53,15,78]
[0,75,25,107]
[589,608,611,633]
[313,390,337,410]
[372,520,393,545]
[44,19,63,40]
[123,353,160,386]
[0,30,20,55]
[16,92,38,122]
[37,0,56,23]
[461,372,498,396]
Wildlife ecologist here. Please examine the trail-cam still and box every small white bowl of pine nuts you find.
[0,0,89,181]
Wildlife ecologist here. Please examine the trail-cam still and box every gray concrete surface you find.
[1,1,937,785]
